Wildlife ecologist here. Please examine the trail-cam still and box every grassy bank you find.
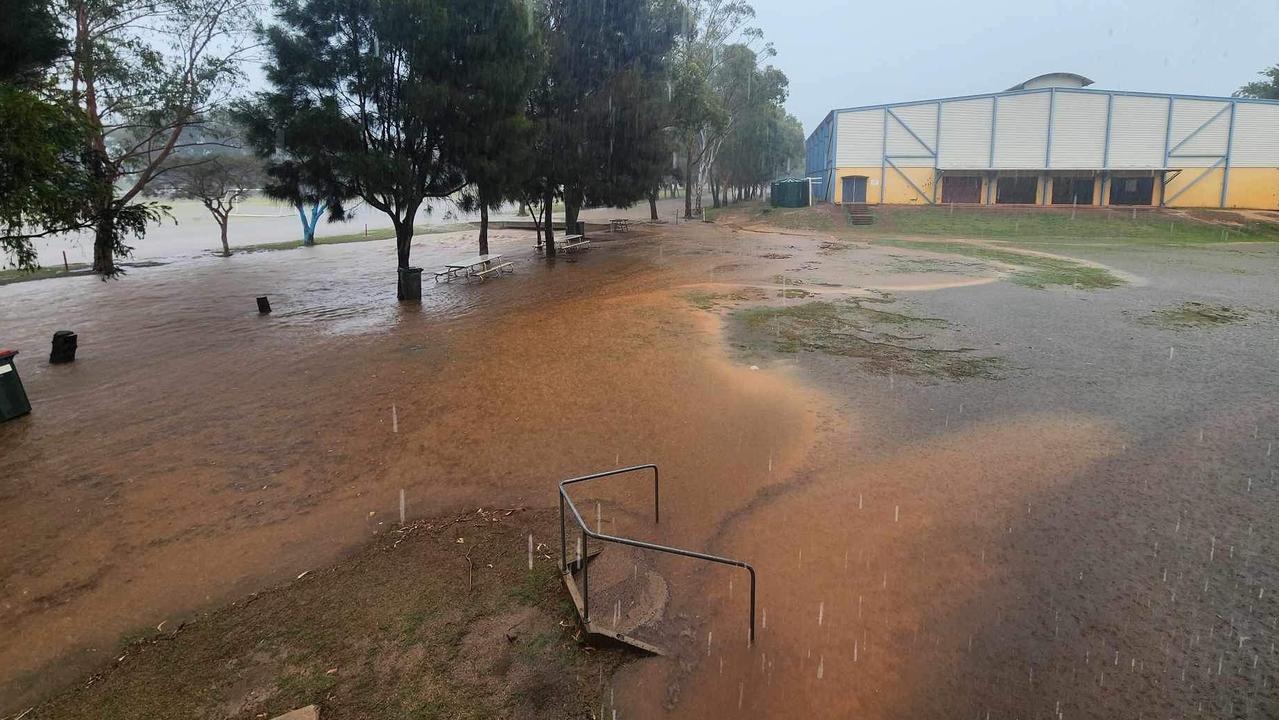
[0,261,166,286]
[30,509,625,720]
[238,223,475,253]
[855,205,1279,245]
[734,201,1279,246]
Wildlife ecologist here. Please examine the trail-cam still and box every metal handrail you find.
[558,464,757,644]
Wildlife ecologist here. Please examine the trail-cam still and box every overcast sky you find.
[753,0,1279,135]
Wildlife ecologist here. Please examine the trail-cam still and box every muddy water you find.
[0,221,824,710]
[610,226,1279,719]
[4,214,1278,719]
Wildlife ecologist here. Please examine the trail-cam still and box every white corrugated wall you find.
[1050,92,1107,168]
[835,109,884,167]
[1168,98,1230,166]
[938,98,993,169]
[993,93,1050,168]
[1107,95,1168,168]
[1229,103,1279,167]
[886,103,939,167]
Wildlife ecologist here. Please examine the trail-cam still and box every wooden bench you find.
[473,262,514,280]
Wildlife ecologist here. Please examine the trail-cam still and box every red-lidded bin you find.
[0,350,31,421]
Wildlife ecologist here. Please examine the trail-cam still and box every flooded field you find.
[2,210,1279,718]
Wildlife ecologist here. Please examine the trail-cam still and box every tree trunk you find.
[91,204,118,276]
[478,188,490,256]
[543,190,556,257]
[563,186,582,239]
[298,202,320,246]
[219,217,231,256]
[683,144,694,219]
[530,199,542,249]
[648,187,659,221]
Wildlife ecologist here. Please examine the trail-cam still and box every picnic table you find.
[560,234,590,253]
[435,253,506,282]
[610,218,631,232]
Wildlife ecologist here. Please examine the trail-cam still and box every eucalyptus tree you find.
[162,152,262,256]
[528,0,680,255]
[712,103,801,204]
[66,0,261,276]
[667,0,782,218]
[1,0,97,270]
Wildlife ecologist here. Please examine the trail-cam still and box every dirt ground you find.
[31,508,629,719]
[3,205,1279,719]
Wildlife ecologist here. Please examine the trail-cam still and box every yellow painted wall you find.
[831,167,884,204]
[1163,167,1279,209]
[833,167,937,204]
[882,167,936,204]
[1223,168,1279,209]
[1164,168,1224,209]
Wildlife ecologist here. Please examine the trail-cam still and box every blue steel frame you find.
[1043,88,1057,204]
[987,96,999,203]
[1160,97,1175,205]
[1221,101,1238,207]
[934,101,943,202]
[882,107,938,204]
[803,86,1273,209]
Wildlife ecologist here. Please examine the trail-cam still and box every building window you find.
[1109,177,1154,206]
[996,177,1037,204]
[1051,177,1095,206]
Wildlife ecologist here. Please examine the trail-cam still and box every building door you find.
[1051,177,1095,205]
[941,176,982,204]
[841,176,868,203]
[1109,177,1154,206]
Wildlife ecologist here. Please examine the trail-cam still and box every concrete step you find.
[563,545,671,654]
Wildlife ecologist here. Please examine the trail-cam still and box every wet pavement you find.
[3,214,1279,718]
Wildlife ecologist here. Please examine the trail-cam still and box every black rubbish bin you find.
[398,267,423,301]
[0,350,32,422]
[50,330,77,364]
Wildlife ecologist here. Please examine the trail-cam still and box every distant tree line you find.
[2,0,802,296]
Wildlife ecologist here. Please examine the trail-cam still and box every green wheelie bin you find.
[0,349,32,421]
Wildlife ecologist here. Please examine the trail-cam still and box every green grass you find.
[0,261,165,285]
[238,223,474,253]
[1141,302,1251,329]
[735,299,1003,381]
[747,204,838,232]
[681,287,770,310]
[0,263,91,284]
[847,205,1279,245]
[875,238,1124,289]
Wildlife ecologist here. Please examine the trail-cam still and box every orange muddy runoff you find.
[3,213,1278,720]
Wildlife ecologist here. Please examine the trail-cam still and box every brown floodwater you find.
[3,216,1278,720]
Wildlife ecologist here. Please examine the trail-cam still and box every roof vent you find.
[1007,73,1094,91]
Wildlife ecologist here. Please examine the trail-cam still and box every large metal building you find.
[804,73,1279,209]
